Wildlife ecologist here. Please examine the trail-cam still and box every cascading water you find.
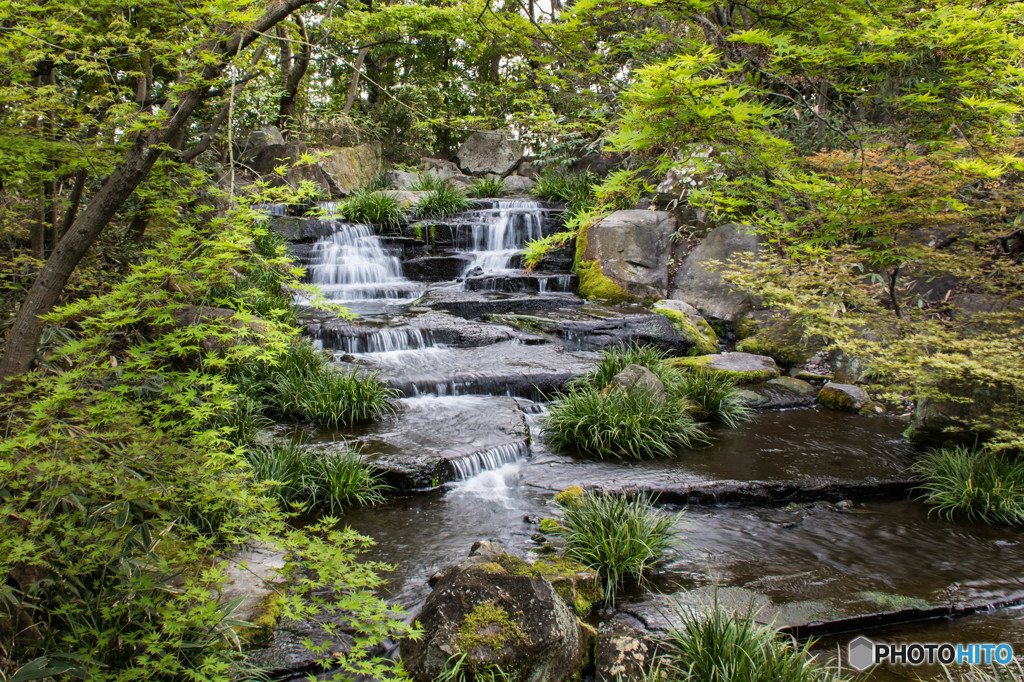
[450,199,547,283]
[302,220,423,313]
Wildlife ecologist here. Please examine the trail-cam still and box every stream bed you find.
[278,198,1024,680]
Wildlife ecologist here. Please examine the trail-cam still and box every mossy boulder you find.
[652,300,718,356]
[401,548,591,682]
[767,376,817,397]
[817,382,869,411]
[576,211,677,302]
[666,352,780,384]
[734,310,821,366]
[554,486,586,509]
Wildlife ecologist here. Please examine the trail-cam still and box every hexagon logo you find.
[848,636,876,671]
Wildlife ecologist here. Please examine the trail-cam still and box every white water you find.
[303,223,422,306]
[453,200,547,280]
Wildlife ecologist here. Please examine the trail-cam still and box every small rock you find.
[836,499,854,510]
[607,364,667,404]
[594,623,657,681]
[767,376,817,396]
[531,533,548,543]
[859,400,887,416]
[817,382,869,411]
[502,175,536,194]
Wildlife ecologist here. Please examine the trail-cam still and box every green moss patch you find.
[653,306,718,355]
[455,601,526,656]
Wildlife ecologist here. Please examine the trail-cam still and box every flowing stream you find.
[283,198,1024,680]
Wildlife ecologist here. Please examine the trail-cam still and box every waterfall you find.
[451,200,548,279]
[450,441,530,479]
[304,222,422,306]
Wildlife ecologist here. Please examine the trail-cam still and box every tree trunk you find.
[342,46,370,115]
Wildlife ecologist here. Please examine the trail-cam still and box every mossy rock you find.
[652,306,718,356]
[666,352,780,384]
[573,223,638,303]
[486,553,602,617]
[817,382,868,411]
[554,486,586,509]
[455,601,527,657]
[767,376,817,396]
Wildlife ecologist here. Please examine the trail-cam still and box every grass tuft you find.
[529,169,597,212]
[664,600,846,682]
[466,176,508,198]
[342,189,406,228]
[670,367,753,428]
[415,184,472,219]
[245,440,387,510]
[913,445,1024,525]
[543,383,705,459]
[409,171,449,192]
[550,490,679,601]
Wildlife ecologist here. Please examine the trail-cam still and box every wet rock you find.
[652,299,719,355]
[342,396,529,490]
[455,130,524,177]
[401,550,591,682]
[580,210,677,300]
[363,342,598,399]
[248,615,353,673]
[608,364,667,404]
[594,623,658,681]
[402,255,475,281]
[669,223,762,321]
[417,287,584,319]
[666,352,780,384]
[818,382,868,411]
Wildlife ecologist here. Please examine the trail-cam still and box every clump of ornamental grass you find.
[664,600,846,682]
[364,171,392,192]
[913,445,1024,525]
[409,171,449,192]
[245,441,387,511]
[466,176,508,198]
[550,490,679,601]
[228,340,397,433]
[543,383,705,459]
[342,189,406,228]
[669,366,753,428]
[415,184,472,218]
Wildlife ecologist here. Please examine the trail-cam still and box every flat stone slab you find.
[306,310,534,351]
[352,341,599,399]
[417,287,583,319]
[220,543,286,626]
[521,408,918,500]
[307,396,530,489]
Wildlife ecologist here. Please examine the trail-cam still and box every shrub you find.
[664,601,845,682]
[409,171,449,192]
[342,189,406,228]
[415,184,472,219]
[466,176,508,198]
[245,441,387,510]
[913,445,1024,525]
[543,383,705,459]
[550,491,679,600]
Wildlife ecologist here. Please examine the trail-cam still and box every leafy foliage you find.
[913,445,1024,525]
[550,490,679,601]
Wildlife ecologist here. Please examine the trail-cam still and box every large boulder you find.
[401,545,593,682]
[670,223,761,321]
[580,210,677,301]
[652,299,719,356]
[238,125,285,164]
[315,142,384,196]
[456,131,524,177]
